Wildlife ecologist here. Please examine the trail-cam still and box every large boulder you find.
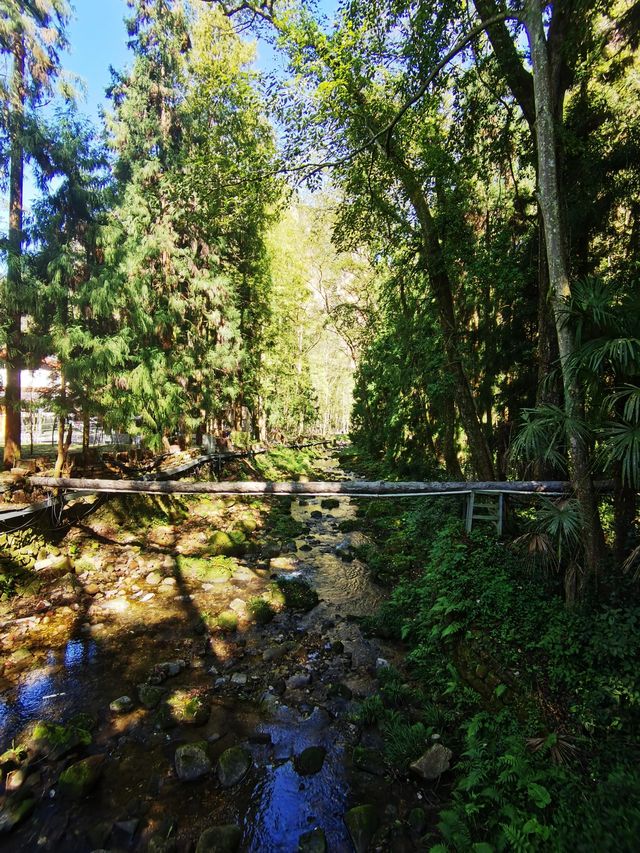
[409,743,452,781]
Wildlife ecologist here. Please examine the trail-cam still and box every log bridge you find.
[29,477,613,535]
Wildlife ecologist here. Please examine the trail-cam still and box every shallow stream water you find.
[0,453,425,851]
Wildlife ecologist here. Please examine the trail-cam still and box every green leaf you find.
[527,782,552,809]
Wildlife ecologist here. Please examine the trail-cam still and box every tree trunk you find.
[31,476,611,496]
[613,465,637,565]
[3,33,25,470]
[385,149,495,480]
[524,0,606,585]
[82,410,90,454]
[54,370,68,477]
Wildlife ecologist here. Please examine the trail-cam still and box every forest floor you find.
[0,451,440,851]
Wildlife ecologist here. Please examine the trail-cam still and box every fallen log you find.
[28,477,614,496]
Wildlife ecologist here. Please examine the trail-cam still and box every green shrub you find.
[247,597,275,624]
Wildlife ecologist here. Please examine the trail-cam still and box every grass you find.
[247,596,276,624]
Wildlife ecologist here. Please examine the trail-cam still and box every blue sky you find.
[64,0,131,123]
[64,0,339,123]
[2,0,340,224]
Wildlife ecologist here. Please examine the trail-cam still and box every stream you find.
[0,453,429,851]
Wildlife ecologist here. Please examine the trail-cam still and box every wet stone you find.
[0,795,36,833]
[293,746,326,776]
[286,672,312,690]
[298,827,327,852]
[217,746,251,788]
[353,747,385,776]
[148,834,177,852]
[196,824,242,853]
[57,754,105,799]
[320,498,340,510]
[5,768,27,792]
[109,695,134,713]
[344,804,379,853]
[112,818,139,844]
[175,743,212,782]
[145,571,163,586]
[327,682,352,700]
[149,659,186,684]
[263,641,297,662]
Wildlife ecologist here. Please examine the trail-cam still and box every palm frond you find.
[622,545,640,581]
[600,421,640,488]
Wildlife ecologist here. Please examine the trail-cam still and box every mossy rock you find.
[320,498,340,510]
[138,683,166,709]
[0,794,36,833]
[352,746,385,776]
[238,516,258,534]
[344,805,379,853]
[208,531,246,557]
[26,719,92,759]
[217,746,251,788]
[0,746,28,770]
[407,806,427,835]
[196,824,242,853]
[276,578,319,612]
[298,828,327,852]
[157,690,210,728]
[175,742,211,782]
[58,754,105,798]
[177,555,236,582]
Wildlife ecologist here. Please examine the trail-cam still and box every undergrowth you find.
[349,454,640,851]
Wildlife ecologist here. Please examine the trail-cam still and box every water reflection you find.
[246,706,350,851]
[0,639,98,744]
[245,760,350,852]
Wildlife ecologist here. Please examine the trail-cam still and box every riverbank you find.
[0,450,440,851]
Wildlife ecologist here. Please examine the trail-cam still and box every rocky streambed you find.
[0,455,445,851]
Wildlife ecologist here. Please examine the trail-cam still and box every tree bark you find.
[30,475,611,496]
[83,410,90,454]
[3,33,25,470]
[54,370,69,477]
[524,0,606,583]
